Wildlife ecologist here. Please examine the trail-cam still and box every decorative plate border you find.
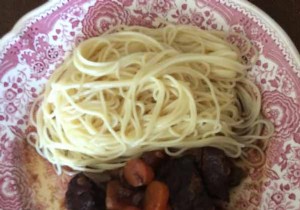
[1,0,299,67]
[0,0,300,209]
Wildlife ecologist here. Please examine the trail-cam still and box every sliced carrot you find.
[144,181,169,210]
[124,159,154,187]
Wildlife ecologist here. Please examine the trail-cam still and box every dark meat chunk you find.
[201,148,232,201]
[229,165,246,187]
[183,148,203,169]
[131,190,145,207]
[141,150,166,169]
[157,156,215,210]
[106,180,134,209]
[106,179,145,209]
[187,147,245,192]
[65,173,105,210]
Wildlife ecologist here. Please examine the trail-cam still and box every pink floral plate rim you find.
[0,0,299,64]
[1,0,300,210]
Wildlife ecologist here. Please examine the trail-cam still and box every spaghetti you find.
[28,24,273,174]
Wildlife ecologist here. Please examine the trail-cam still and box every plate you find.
[1,0,300,209]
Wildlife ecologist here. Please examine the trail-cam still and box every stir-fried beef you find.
[157,156,215,210]
[65,173,106,210]
[65,148,245,210]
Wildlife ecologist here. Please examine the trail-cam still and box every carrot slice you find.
[124,159,154,187]
[144,181,169,210]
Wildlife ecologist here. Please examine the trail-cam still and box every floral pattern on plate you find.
[0,0,300,209]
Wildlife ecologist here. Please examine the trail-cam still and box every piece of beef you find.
[184,148,203,170]
[157,156,215,210]
[65,173,106,210]
[192,147,245,196]
[201,148,232,201]
[106,180,135,209]
[106,179,145,209]
[229,164,246,187]
[141,150,166,169]
[131,190,145,207]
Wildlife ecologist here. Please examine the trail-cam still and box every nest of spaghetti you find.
[28,24,273,174]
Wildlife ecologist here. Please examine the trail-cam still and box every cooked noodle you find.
[28,24,274,174]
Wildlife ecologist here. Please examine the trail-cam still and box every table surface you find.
[0,0,299,50]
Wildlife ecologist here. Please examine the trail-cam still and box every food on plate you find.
[26,24,274,210]
[27,24,273,174]
[65,148,246,210]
